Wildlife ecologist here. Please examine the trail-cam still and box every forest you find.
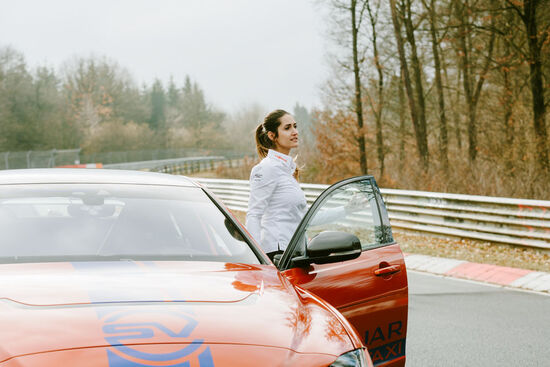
[308,0,550,200]
[0,0,548,199]
[0,48,238,153]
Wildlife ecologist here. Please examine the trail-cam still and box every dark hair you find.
[255,109,288,159]
[255,109,299,180]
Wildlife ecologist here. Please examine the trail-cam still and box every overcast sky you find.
[0,0,329,113]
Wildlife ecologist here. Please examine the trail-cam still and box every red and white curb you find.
[404,253,550,294]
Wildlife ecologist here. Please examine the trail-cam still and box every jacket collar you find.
[267,149,296,174]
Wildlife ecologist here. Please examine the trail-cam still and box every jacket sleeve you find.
[246,164,277,244]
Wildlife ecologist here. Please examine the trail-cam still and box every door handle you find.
[374,265,401,276]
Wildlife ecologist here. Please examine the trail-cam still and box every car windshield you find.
[0,183,260,264]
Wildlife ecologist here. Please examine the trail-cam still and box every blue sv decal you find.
[72,261,215,366]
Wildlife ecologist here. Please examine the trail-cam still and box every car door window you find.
[287,178,392,261]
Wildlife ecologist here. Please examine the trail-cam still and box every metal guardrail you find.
[81,148,248,165]
[195,178,550,250]
[104,156,247,175]
[104,156,222,171]
[103,156,235,173]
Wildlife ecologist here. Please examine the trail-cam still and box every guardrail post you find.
[50,149,56,168]
[4,152,9,170]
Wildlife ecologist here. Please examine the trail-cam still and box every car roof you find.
[0,168,199,187]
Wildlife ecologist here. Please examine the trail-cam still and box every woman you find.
[245,109,307,261]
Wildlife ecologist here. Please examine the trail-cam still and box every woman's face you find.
[272,114,298,154]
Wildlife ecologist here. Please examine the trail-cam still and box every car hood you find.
[0,261,354,363]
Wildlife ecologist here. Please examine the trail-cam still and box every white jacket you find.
[246,150,307,253]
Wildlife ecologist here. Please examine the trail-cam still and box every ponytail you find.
[255,123,272,159]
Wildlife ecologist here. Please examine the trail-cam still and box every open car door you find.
[278,176,408,367]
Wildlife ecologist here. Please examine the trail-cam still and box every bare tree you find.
[506,0,549,172]
[319,0,372,174]
[389,0,429,171]
[365,0,386,177]
[423,0,449,172]
[398,70,407,172]
[453,0,496,164]
[351,0,369,174]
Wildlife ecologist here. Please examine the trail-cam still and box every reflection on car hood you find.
[0,261,354,364]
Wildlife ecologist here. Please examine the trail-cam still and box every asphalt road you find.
[406,271,550,367]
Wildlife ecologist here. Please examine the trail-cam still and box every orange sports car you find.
[0,169,408,367]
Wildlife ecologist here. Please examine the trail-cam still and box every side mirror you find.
[290,231,362,267]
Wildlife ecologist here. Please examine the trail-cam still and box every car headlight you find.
[329,348,369,367]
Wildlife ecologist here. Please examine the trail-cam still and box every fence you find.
[195,178,550,250]
[103,156,239,174]
[0,148,250,170]
[0,149,81,170]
